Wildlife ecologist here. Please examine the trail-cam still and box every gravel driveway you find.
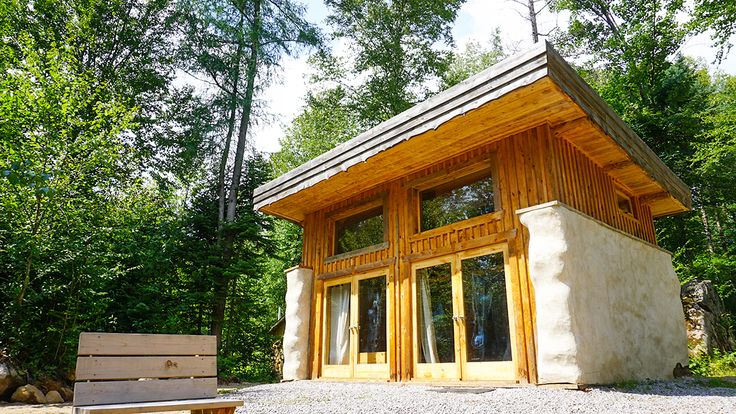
[226,379,736,414]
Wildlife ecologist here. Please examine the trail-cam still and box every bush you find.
[690,350,736,377]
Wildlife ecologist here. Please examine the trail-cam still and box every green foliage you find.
[692,0,736,63]
[441,31,507,89]
[690,351,736,378]
[271,87,361,176]
[325,0,466,125]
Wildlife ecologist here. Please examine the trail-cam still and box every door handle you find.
[452,316,465,322]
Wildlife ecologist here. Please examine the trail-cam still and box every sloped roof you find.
[254,42,691,222]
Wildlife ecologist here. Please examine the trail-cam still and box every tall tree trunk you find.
[211,0,262,351]
[528,0,539,43]
[217,15,245,229]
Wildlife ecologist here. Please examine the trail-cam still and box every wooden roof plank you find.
[254,44,551,209]
[254,42,691,218]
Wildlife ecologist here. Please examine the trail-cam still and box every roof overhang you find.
[254,42,691,223]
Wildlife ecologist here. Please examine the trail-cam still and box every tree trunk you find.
[217,16,244,230]
[528,0,539,43]
[211,0,262,351]
[700,206,715,255]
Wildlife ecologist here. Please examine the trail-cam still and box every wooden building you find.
[254,42,690,385]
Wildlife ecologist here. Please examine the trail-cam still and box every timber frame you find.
[254,42,692,384]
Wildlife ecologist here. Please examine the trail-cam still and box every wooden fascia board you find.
[253,42,551,213]
[544,43,692,212]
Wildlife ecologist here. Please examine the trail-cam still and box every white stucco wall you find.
[518,201,688,385]
[282,266,313,380]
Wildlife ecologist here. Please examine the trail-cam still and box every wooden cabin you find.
[254,42,690,385]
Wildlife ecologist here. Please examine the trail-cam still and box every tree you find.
[177,0,320,348]
[441,32,507,89]
[692,0,736,63]
[508,0,553,43]
[325,0,466,126]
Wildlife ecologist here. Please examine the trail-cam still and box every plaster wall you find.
[518,202,688,385]
[282,266,313,380]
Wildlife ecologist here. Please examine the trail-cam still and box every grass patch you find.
[613,379,640,391]
[690,351,736,377]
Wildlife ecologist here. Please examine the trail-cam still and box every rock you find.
[10,384,47,404]
[45,390,64,404]
[38,378,65,393]
[681,279,735,356]
[59,386,74,402]
[0,359,23,401]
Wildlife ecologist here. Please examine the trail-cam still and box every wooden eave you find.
[254,42,691,223]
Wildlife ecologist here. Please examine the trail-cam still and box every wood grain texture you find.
[72,398,242,414]
[255,42,689,223]
[75,356,216,380]
[73,378,217,406]
[77,333,216,356]
[301,121,669,384]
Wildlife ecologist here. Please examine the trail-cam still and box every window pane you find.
[358,276,387,363]
[335,206,384,254]
[461,253,511,362]
[416,263,455,363]
[420,169,495,232]
[327,283,351,365]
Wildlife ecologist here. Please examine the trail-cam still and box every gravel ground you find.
[1,379,734,413]
[225,379,736,414]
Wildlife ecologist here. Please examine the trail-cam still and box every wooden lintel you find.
[402,229,517,263]
[317,257,396,280]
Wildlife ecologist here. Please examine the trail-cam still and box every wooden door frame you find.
[320,268,392,380]
[409,243,517,382]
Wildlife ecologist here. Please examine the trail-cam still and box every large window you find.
[419,167,496,232]
[334,203,386,255]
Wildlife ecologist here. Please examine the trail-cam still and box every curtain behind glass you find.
[328,284,351,365]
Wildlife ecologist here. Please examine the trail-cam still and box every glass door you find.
[322,270,390,379]
[411,245,515,381]
[458,247,515,380]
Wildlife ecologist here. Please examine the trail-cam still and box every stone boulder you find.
[0,359,23,401]
[45,390,64,404]
[681,279,735,356]
[10,384,47,404]
[59,386,74,402]
[38,377,65,393]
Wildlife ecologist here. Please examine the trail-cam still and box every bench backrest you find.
[73,333,218,406]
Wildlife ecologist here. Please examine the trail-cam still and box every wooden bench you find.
[73,333,244,414]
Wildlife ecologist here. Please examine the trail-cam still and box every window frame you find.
[410,154,501,235]
[614,186,636,218]
[325,195,389,262]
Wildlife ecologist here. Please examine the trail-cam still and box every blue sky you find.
[251,0,736,153]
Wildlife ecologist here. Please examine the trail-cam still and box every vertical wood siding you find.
[302,123,658,384]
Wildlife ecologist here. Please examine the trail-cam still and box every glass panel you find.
[327,283,351,365]
[461,253,512,362]
[420,169,495,232]
[415,263,455,363]
[335,206,385,254]
[357,276,387,364]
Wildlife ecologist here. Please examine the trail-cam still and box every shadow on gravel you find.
[596,378,736,397]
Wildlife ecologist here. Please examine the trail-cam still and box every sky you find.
[249,0,736,154]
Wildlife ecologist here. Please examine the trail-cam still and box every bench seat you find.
[73,398,244,414]
[73,333,244,414]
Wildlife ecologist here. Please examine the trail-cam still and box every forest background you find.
[2,0,736,382]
